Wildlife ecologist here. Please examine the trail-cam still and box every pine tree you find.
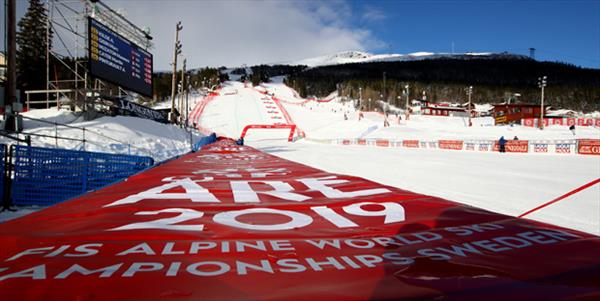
[16,0,52,92]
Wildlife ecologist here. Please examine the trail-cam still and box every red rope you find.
[518,178,600,218]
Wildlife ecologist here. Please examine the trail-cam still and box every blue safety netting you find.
[11,145,154,206]
[192,133,217,152]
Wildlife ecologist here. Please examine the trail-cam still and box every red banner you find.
[438,140,464,150]
[402,140,419,148]
[375,139,390,147]
[577,139,600,155]
[1,140,600,300]
[493,140,529,153]
[240,124,296,142]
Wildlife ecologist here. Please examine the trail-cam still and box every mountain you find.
[280,51,531,67]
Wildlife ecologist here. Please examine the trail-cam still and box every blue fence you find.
[193,133,217,152]
[11,145,154,206]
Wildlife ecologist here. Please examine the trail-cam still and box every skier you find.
[383,112,390,127]
[569,124,576,135]
[498,136,507,153]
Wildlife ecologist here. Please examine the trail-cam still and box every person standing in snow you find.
[499,136,507,153]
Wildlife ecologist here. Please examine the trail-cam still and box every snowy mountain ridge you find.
[280,50,531,67]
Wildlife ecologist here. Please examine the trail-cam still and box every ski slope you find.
[193,81,600,235]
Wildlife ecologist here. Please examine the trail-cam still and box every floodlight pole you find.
[467,86,473,127]
[358,87,362,108]
[5,0,17,110]
[404,84,410,120]
[382,72,386,103]
[538,76,547,130]
[180,58,186,126]
[170,21,182,123]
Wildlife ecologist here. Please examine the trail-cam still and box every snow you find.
[280,50,525,67]
[3,109,204,162]
[248,139,600,235]
[195,81,600,235]
[1,80,599,237]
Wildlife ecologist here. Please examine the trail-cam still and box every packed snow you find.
[1,80,598,237]
[194,81,600,235]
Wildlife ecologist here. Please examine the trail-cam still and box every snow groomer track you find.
[1,139,600,300]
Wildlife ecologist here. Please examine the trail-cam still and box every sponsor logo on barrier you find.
[358,139,367,145]
[428,142,437,148]
[493,140,529,153]
[420,142,427,148]
[534,144,548,153]
[342,140,351,145]
[466,143,475,151]
[376,140,390,147]
[402,140,419,148]
[438,140,464,150]
[523,118,599,127]
[577,139,600,155]
[479,144,490,151]
[555,144,572,154]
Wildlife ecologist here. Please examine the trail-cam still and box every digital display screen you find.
[88,17,153,97]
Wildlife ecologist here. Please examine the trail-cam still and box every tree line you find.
[284,58,600,112]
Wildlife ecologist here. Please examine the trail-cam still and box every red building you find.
[422,106,468,117]
[492,103,548,125]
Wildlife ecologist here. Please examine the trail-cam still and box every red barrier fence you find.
[240,124,297,142]
[492,140,529,153]
[1,139,600,300]
[522,118,600,127]
[402,140,419,148]
[577,139,600,155]
[438,140,464,150]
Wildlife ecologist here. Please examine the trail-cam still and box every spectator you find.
[513,136,519,140]
[383,112,390,127]
[499,136,507,153]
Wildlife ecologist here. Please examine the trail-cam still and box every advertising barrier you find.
[577,139,600,155]
[493,140,529,153]
[438,140,464,150]
[522,118,600,127]
[402,140,419,148]
[1,139,600,300]
[324,138,595,155]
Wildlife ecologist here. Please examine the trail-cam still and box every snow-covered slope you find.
[281,50,530,67]
[192,81,599,235]
[0,108,205,162]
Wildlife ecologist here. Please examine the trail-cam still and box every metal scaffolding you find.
[39,0,153,111]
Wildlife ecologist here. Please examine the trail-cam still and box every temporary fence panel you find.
[11,145,154,206]
[1,139,600,300]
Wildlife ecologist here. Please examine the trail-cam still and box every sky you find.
[2,0,599,70]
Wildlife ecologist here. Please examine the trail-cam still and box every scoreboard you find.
[88,17,153,97]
